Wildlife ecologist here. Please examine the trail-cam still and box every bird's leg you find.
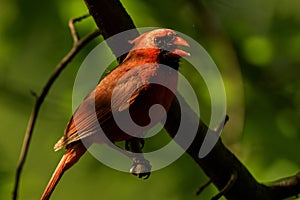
[125,138,151,179]
[125,137,145,151]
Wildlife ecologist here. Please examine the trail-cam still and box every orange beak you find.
[171,36,190,57]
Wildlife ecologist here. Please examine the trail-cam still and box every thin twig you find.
[211,171,238,200]
[12,20,100,200]
[68,14,90,43]
[195,178,213,196]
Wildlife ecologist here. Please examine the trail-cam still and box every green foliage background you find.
[0,0,299,199]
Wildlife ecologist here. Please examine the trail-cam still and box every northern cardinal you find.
[41,28,190,200]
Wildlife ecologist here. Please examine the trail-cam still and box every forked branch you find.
[12,17,100,200]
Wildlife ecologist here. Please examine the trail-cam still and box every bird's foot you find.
[130,157,151,179]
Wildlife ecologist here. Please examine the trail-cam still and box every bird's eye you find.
[154,33,176,47]
[153,32,178,51]
[154,37,161,45]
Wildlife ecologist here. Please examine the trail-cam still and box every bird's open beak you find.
[171,36,190,57]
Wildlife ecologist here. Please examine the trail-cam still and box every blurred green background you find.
[1,0,300,199]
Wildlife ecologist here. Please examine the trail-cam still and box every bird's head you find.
[129,29,190,58]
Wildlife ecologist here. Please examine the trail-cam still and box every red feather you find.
[41,29,190,200]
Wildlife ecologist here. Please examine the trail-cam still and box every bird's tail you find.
[41,142,86,200]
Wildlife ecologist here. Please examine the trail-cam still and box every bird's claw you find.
[130,157,151,179]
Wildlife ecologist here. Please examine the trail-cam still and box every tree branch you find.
[84,0,139,62]
[268,172,300,199]
[12,19,100,200]
[82,0,300,199]
[164,95,269,199]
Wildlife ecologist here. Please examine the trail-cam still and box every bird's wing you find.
[54,89,112,151]
[54,63,155,151]
[111,69,148,112]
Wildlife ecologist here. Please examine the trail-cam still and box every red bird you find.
[41,28,190,200]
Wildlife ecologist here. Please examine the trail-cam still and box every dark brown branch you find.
[268,172,300,199]
[82,0,300,199]
[211,171,238,200]
[12,22,100,200]
[84,0,139,62]
[164,96,272,200]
